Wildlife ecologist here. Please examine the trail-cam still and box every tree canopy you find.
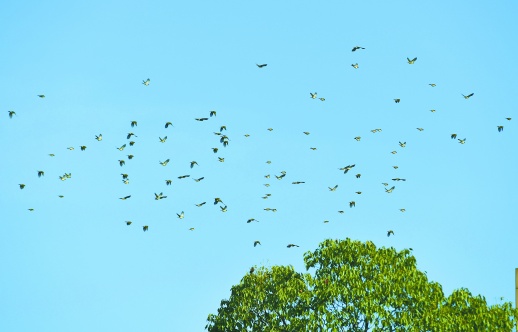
[206,238,517,331]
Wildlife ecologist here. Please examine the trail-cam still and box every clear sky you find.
[1,1,517,331]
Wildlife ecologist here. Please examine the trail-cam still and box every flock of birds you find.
[8,45,513,251]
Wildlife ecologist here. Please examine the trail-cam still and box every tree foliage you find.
[206,238,517,331]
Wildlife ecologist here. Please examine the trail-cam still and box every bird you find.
[214,198,223,205]
[385,186,395,193]
[117,144,126,151]
[497,126,504,132]
[95,134,103,141]
[49,154,55,157]
[429,83,436,87]
[323,220,329,223]
[37,170,44,178]
[267,128,273,131]
[177,211,184,219]
[220,126,227,132]
[220,205,228,212]
[254,240,261,247]
[340,164,356,174]
[143,225,148,232]
[394,99,401,103]
[303,132,310,135]
[451,134,457,139]
[131,121,138,127]
[121,173,129,179]
[387,230,394,237]
[355,191,362,194]
[462,93,474,99]
[129,141,135,146]
[195,118,209,121]
[142,78,150,86]
[391,151,397,154]
[292,181,305,184]
[119,195,131,200]
[159,136,167,143]
[222,140,229,147]
[392,178,406,181]
[458,138,466,144]
[338,210,345,214]
[244,134,250,137]
[80,146,87,151]
[250,267,255,274]
[195,202,206,207]
[351,63,359,69]
[37,94,45,98]
[328,185,338,191]
[122,179,129,185]
[193,177,204,182]
[506,118,511,121]
[159,159,170,166]
[212,147,218,153]
[354,136,361,141]
[189,228,195,231]
[28,208,34,212]
[256,64,267,68]
[126,221,132,225]
[178,175,190,179]
[319,97,325,101]
[287,244,300,248]
[165,180,172,185]
[352,46,365,52]
[382,183,389,186]
[218,157,225,162]
[392,166,399,169]
[399,142,406,147]
[355,174,361,178]
[210,110,217,117]
[165,122,173,128]
[430,109,436,113]
[407,57,417,64]
[127,154,134,160]
[417,128,424,131]
[349,201,356,208]
[154,192,167,200]
[266,160,272,164]
[118,160,125,167]
[127,133,137,139]
[19,184,25,189]
[247,218,259,223]
[310,92,317,99]
[8,111,16,118]
[67,147,74,151]
[400,209,406,212]
[264,184,270,187]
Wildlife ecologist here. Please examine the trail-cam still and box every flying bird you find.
[154,192,167,200]
[247,218,259,223]
[195,202,206,208]
[429,83,436,87]
[392,178,406,181]
[19,184,25,189]
[349,201,355,208]
[506,118,511,121]
[8,111,16,118]
[142,78,150,86]
[165,180,172,185]
[355,174,361,178]
[339,164,356,174]
[159,159,170,166]
[292,181,305,184]
[399,141,406,147]
[417,128,424,131]
[394,99,401,103]
[407,57,417,64]
[458,138,466,144]
[387,230,394,237]
[497,126,504,132]
[118,160,125,166]
[210,110,217,117]
[451,134,457,139]
[220,205,228,212]
[117,144,126,151]
[37,94,45,98]
[310,92,317,99]
[287,244,299,248]
[193,177,204,182]
[392,166,399,169]
[126,221,132,225]
[385,186,395,193]
[256,64,267,68]
[119,195,131,200]
[212,147,218,153]
[37,170,44,178]
[218,157,225,162]
[121,173,129,179]
[131,121,138,127]
[143,225,148,232]
[351,46,365,52]
[127,132,137,139]
[177,211,184,219]
[159,136,167,143]
[354,136,361,141]
[310,147,317,150]
[127,154,134,160]
[267,128,273,131]
[319,97,325,101]
[178,175,190,179]
[67,147,74,151]
[165,122,173,128]
[129,141,135,146]
[214,198,223,205]
[328,185,338,191]
[351,63,359,69]
[254,240,261,247]
[462,93,474,99]
[95,134,103,141]
[303,132,310,135]
[80,146,87,151]
[195,118,209,121]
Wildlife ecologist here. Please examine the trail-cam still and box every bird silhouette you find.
[142,78,150,86]
[407,57,417,64]
[256,64,267,68]
[351,46,365,52]
[462,93,474,99]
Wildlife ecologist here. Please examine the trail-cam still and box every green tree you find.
[206,238,517,331]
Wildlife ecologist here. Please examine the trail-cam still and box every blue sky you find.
[1,1,517,330]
